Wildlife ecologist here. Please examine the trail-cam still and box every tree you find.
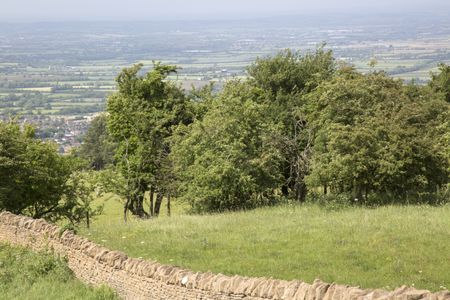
[170,81,282,212]
[107,63,193,220]
[61,171,104,228]
[0,121,100,224]
[247,47,336,201]
[0,121,72,219]
[430,63,450,103]
[77,114,115,170]
[305,70,449,203]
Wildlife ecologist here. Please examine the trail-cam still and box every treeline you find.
[80,48,449,217]
[1,48,449,224]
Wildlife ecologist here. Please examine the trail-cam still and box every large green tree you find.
[107,63,193,219]
[247,47,336,201]
[170,81,282,212]
[306,70,449,203]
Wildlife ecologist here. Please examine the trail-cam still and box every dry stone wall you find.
[0,211,449,300]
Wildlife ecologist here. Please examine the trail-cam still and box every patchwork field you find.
[1,15,450,119]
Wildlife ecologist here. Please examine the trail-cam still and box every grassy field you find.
[79,198,450,292]
[0,243,118,300]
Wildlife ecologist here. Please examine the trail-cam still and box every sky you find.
[1,0,449,22]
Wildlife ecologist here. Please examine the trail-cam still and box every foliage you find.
[61,171,105,228]
[170,81,282,212]
[305,71,449,203]
[99,50,449,213]
[171,47,337,212]
[0,121,104,225]
[0,121,72,219]
[169,49,449,211]
[248,47,335,95]
[77,114,115,170]
[0,243,118,299]
[430,63,450,103]
[247,47,336,201]
[107,63,193,218]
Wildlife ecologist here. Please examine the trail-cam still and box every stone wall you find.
[0,211,448,300]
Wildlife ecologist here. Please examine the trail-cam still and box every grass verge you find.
[0,243,119,300]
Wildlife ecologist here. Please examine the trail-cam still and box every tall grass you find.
[80,199,450,292]
[0,243,119,300]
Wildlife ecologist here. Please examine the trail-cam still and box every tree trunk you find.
[281,185,289,197]
[128,184,149,218]
[324,185,328,195]
[364,186,369,203]
[154,193,163,216]
[124,198,130,223]
[149,188,155,216]
[86,211,90,229]
[167,193,171,217]
[281,163,290,197]
[136,193,146,218]
[354,183,363,202]
[299,183,307,202]
[295,181,307,202]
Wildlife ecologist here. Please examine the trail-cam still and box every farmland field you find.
[0,13,450,152]
[1,14,450,120]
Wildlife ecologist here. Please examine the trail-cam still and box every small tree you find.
[61,171,104,228]
[430,63,450,103]
[77,114,115,170]
[0,121,102,225]
[0,121,72,219]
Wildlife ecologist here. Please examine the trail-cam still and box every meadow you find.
[0,243,119,300]
[79,198,450,292]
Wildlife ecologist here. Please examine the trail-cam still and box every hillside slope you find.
[80,201,450,292]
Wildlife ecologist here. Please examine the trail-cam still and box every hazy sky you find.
[1,0,449,22]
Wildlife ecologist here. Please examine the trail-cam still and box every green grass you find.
[80,200,450,292]
[0,243,119,300]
